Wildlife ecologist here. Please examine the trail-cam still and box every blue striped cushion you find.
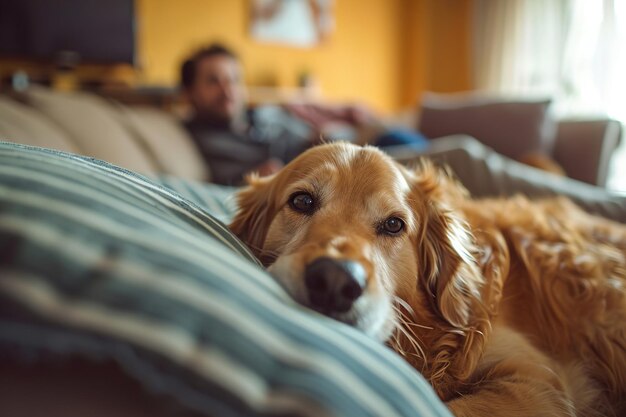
[0,142,451,417]
[156,175,239,223]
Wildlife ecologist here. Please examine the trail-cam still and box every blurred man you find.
[182,45,245,128]
[181,44,295,185]
[181,44,427,185]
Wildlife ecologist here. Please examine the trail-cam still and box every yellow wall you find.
[399,0,474,108]
[137,0,473,113]
[426,0,474,94]
[1,0,473,113]
[137,0,405,113]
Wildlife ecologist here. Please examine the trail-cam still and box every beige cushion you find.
[418,93,556,159]
[0,96,79,153]
[24,87,158,175]
[115,105,209,181]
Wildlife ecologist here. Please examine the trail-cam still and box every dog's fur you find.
[230,143,626,417]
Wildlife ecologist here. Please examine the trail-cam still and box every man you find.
[181,44,427,185]
[181,44,300,185]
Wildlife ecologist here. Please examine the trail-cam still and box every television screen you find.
[0,0,135,65]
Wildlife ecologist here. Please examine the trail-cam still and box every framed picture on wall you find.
[250,0,334,47]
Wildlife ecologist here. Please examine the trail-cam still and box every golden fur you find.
[230,143,626,417]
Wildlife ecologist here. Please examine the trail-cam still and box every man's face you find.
[188,55,246,124]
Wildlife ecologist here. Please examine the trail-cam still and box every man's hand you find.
[284,103,379,130]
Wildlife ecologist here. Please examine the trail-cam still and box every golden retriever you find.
[229,142,626,417]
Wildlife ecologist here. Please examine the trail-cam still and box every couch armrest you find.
[552,119,622,187]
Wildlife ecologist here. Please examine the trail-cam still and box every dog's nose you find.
[304,257,366,313]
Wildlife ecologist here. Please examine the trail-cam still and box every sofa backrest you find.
[417,92,622,187]
[418,93,556,159]
[0,96,79,154]
[553,119,623,187]
[23,86,159,175]
[114,105,210,181]
[0,87,209,181]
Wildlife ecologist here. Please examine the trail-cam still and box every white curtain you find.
[473,0,626,121]
[473,0,564,96]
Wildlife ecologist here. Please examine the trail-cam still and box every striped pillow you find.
[0,142,451,417]
[156,175,239,223]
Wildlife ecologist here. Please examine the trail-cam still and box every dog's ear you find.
[410,162,483,329]
[229,174,279,261]
[401,161,490,392]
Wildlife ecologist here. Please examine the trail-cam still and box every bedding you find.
[0,141,451,417]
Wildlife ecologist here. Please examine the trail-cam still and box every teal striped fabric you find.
[0,142,451,417]
[156,176,239,223]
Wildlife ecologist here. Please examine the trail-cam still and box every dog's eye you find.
[289,192,316,214]
[382,217,404,235]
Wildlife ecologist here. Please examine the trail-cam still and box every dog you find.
[229,142,626,417]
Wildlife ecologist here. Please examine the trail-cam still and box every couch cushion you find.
[418,93,555,159]
[116,105,210,181]
[23,87,158,175]
[0,142,451,417]
[0,96,79,153]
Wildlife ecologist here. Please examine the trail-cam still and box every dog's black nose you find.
[304,257,366,314]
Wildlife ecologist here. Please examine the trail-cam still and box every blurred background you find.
[0,0,624,191]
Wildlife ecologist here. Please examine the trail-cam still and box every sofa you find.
[416,92,623,187]
[0,86,622,187]
[0,86,209,181]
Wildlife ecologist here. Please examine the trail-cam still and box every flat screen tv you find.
[0,0,135,65]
